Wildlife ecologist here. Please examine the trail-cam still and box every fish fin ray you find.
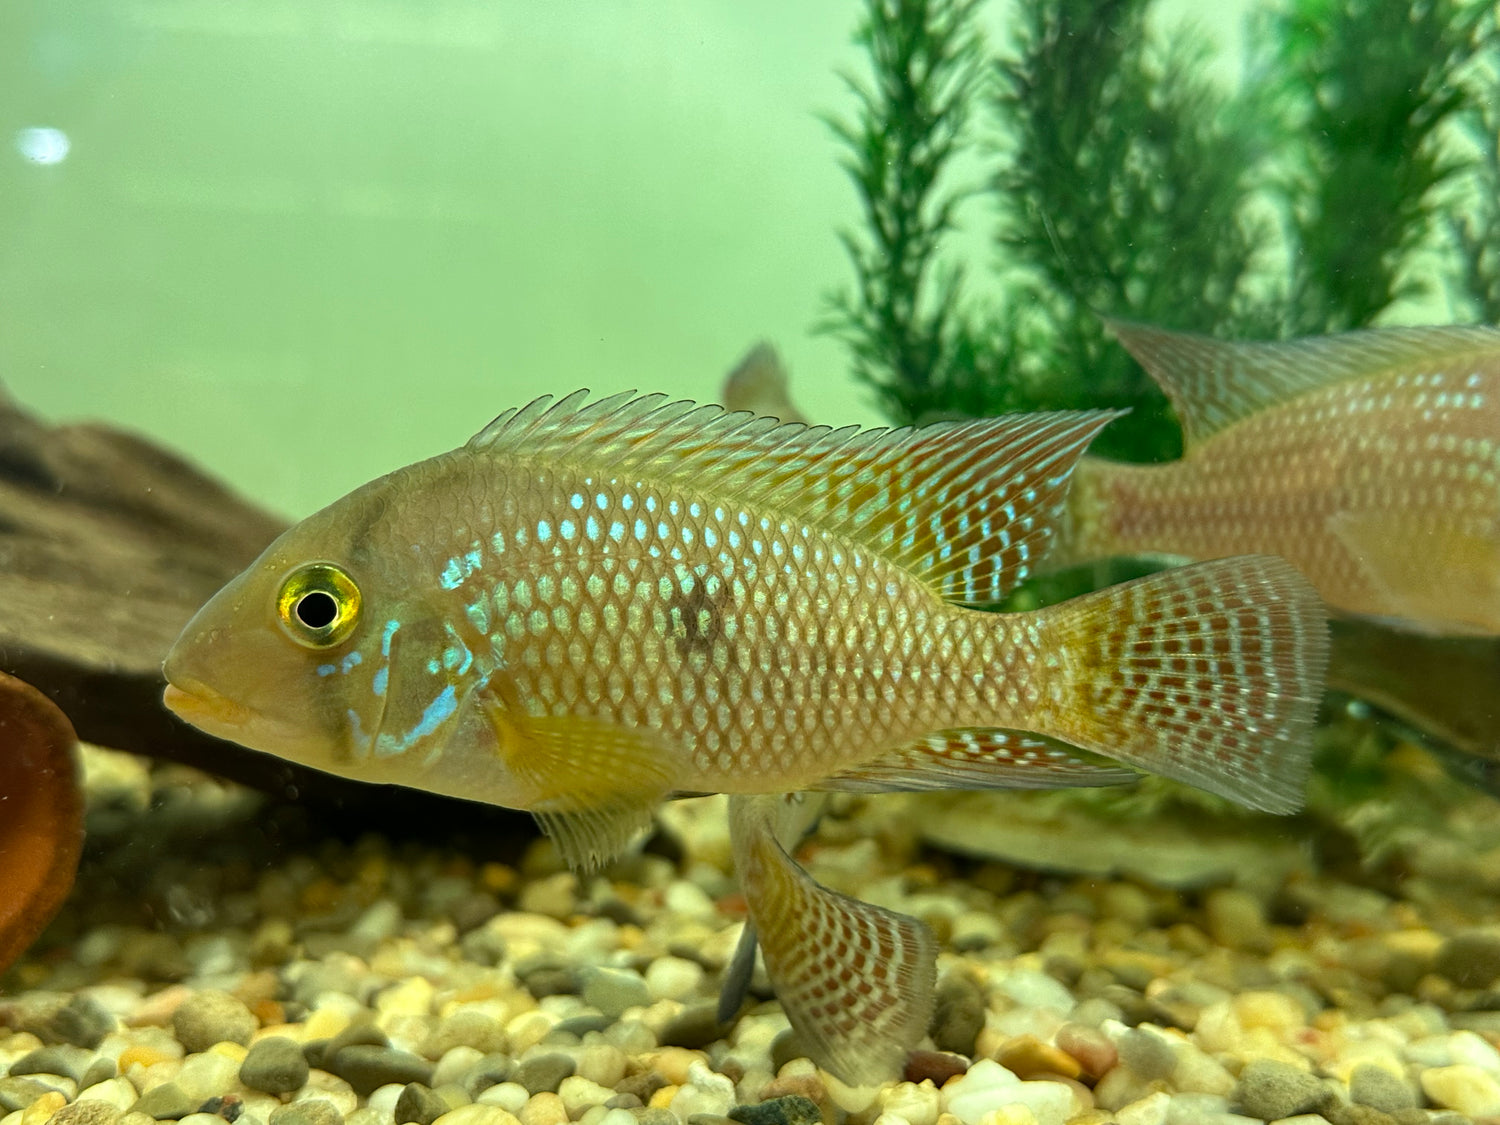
[477,693,673,869]
[1330,511,1500,636]
[1035,555,1329,813]
[472,391,1119,602]
[729,795,936,1086]
[817,729,1138,792]
[1107,320,1500,448]
[717,921,760,1024]
[532,802,657,872]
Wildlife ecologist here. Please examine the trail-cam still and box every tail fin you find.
[729,795,936,1086]
[1037,556,1328,813]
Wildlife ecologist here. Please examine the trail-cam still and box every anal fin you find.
[817,729,1139,792]
[729,794,936,1086]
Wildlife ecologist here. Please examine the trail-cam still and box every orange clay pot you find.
[0,671,84,976]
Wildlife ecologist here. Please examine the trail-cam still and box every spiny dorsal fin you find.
[1107,320,1500,449]
[470,392,1119,604]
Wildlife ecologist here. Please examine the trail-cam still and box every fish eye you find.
[276,563,361,648]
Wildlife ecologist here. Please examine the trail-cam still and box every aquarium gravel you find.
[3,747,1499,1125]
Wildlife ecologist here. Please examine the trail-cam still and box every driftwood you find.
[0,380,532,831]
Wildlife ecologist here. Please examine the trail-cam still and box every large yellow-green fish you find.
[1062,322,1500,635]
[163,391,1327,1080]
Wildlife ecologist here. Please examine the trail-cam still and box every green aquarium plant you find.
[823,0,1500,463]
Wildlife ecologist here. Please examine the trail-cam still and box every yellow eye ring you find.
[276,563,362,648]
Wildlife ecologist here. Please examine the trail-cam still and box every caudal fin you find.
[729,795,936,1085]
[1037,556,1328,813]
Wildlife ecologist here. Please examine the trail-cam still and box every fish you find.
[163,390,1328,1080]
[1060,322,1500,635]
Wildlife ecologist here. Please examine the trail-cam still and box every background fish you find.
[1061,323,1500,635]
[164,392,1327,1079]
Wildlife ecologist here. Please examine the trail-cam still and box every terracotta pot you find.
[0,671,84,975]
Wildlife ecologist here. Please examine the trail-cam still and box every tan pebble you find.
[646,1085,679,1110]
[126,987,192,1028]
[377,977,436,1019]
[575,1106,610,1125]
[1062,1113,1112,1125]
[1231,991,1304,1033]
[574,1045,626,1089]
[933,1114,962,1125]
[505,1011,554,1054]
[1054,1024,1116,1080]
[302,1009,352,1042]
[117,1114,155,1125]
[995,1035,1082,1081]
[648,1048,705,1086]
[518,1091,568,1125]
[757,1073,828,1114]
[434,1105,523,1125]
[1092,1066,1166,1113]
[18,1092,65,1125]
[1169,1044,1234,1097]
[47,1101,123,1125]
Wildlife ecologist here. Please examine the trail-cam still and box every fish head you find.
[162,474,476,783]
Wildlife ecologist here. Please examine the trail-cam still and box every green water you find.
[1,0,897,518]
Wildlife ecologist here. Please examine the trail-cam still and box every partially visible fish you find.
[163,390,1328,1081]
[1062,323,1500,636]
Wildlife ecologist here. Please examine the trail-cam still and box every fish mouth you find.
[162,678,256,734]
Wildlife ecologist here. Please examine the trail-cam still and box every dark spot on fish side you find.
[665,570,731,661]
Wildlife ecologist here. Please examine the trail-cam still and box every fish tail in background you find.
[1031,555,1330,813]
[729,794,937,1086]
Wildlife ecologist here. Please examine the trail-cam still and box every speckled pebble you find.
[931,976,986,1057]
[421,1011,507,1060]
[1117,1029,1176,1082]
[432,1106,522,1125]
[395,1082,450,1125]
[172,990,258,1052]
[0,1077,55,1114]
[242,1036,312,1095]
[1347,1064,1415,1114]
[1232,1059,1328,1121]
[270,1099,347,1125]
[728,1095,823,1125]
[48,1100,125,1125]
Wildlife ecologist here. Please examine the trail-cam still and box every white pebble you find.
[879,1081,940,1125]
[996,970,1075,1014]
[433,1046,487,1089]
[943,1060,1022,1124]
[575,1044,627,1089]
[477,1083,530,1113]
[1422,1064,1500,1116]
[664,881,717,918]
[76,1078,139,1112]
[1115,1090,1171,1125]
[377,977,435,1018]
[1450,1030,1500,1077]
[670,1061,736,1118]
[557,1076,614,1118]
[645,956,705,1002]
[596,1111,636,1125]
[434,1106,523,1125]
[366,1083,405,1123]
[177,1051,241,1101]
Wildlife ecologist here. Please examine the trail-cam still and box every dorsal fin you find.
[470,392,1119,603]
[1107,320,1500,449]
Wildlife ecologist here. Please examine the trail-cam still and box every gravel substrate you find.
[4,744,1500,1125]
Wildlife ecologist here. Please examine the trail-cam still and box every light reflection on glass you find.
[15,126,70,165]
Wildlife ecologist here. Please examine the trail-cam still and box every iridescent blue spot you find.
[561,519,576,540]
[372,667,388,696]
[585,515,600,540]
[634,518,648,540]
[440,558,464,589]
[341,651,362,674]
[375,684,458,756]
[316,663,337,677]
[609,520,626,543]
[570,493,585,510]
[381,619,400,657]
[537,520,552,543]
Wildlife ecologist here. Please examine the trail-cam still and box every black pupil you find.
[295,590,340,630]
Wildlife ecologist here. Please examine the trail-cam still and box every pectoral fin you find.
[1330,511,1500,635]
[478,691,675,870]
[818,729,1139,792]
[729,794,937,1085]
